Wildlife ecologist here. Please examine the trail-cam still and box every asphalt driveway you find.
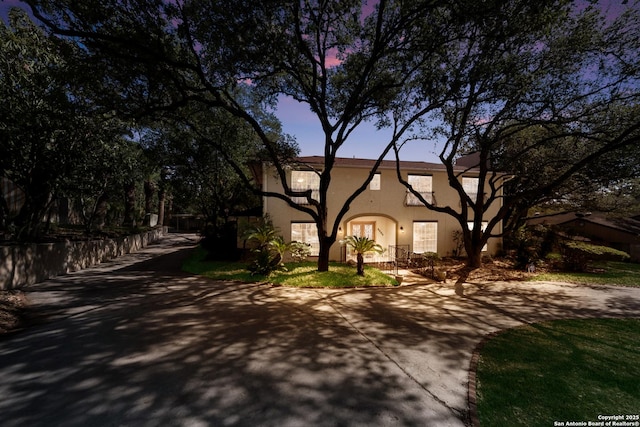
[1,233,639,427]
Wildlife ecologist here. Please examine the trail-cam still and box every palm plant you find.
[341,235,384,276]
[244,221,282,275]
[269,236,290,265]
[244,222,278,251]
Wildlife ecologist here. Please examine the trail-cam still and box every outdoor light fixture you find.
[400,226,404,232]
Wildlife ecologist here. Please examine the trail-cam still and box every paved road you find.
[1,233,639,427]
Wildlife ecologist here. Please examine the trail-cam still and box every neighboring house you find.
[259,156,504,263]
[528,212,640,262]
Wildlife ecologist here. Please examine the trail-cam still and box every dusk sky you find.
[2,1,632,163]
[0,0,442,162]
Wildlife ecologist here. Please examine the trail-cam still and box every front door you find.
[344,216,397,263]
[348,221,377,262]
[351,221,375,240]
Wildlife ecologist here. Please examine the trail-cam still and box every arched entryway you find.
[342,215,397,263]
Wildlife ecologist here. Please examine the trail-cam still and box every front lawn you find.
[476,318,640,427]
[182,246,398,287]
[532,261,640,287]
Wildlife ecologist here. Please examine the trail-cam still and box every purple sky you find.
[1,0,432,161]
[2,1,632,163]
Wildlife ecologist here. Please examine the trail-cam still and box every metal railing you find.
[370,245,410,276]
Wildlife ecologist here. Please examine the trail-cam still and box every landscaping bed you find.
[0,290,28,334]
[415,258,640,287]
[413,257,534,283]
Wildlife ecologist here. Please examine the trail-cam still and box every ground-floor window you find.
[413,222,437,253]
[291,222,320,256]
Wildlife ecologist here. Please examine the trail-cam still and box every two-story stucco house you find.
[259,155,503,263]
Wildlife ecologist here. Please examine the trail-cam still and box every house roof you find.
[293,155,476,172]
[528,212,640,236]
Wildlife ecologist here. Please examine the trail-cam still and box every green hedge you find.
[561,241,630,271]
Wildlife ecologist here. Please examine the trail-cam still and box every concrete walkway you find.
[1,233,639,427]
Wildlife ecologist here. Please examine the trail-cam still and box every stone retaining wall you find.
[0,227,167,290]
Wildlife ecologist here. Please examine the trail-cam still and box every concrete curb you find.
[468,331,501,427]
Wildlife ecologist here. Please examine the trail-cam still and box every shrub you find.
[244,220,283,275]
[561,241,630,272]
[289,241,311,262]
[247,247,283,275]
[341,235,384,276]
[422,252,440,279]
[507,224,557,270]
[200,221,240,261]
[243,219,312,275]
[543,252,563,270]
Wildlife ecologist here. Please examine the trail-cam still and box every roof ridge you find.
[293,155,453,170]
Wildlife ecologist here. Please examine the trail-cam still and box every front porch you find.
[341,215,397,264]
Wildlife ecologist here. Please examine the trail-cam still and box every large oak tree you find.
[395,1,640,271]
[24,0,640,272]
[24,0,461,270]
[0,9,140,238]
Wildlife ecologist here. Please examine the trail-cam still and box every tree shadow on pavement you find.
[0,267,445,426]
[2,244,639,427]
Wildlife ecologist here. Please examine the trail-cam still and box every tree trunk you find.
[94,192,109,231]
[143,179,155,226]
[0,193,10,231]
[157,188,166,227]
[467,249,483,269]
[123,182,136,227]
[459,232,483,296]
[317,237,331,272]
[356,253,364,276]
[14,186,51,239]
[464,227,484,269]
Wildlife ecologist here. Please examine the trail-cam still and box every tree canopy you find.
[0,9,140,238]
[20,0,640,270]
[394,0,640,267]
[24,0,463,269]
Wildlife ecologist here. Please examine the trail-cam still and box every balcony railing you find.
[291,189,320,205]
[405,191,435,206]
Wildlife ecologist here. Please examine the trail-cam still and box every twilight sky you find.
[1,0,441,162]
[2,1,632,163]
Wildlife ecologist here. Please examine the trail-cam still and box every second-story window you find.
[405,174,432,205]
[291,170,320,204]
[462,177,479,201]
[370,173,381,190]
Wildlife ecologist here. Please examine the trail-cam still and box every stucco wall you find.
[0,227,167,290]
[264,162,503,261]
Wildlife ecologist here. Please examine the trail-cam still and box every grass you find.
[532,261,640,287]
[182,246,258,282]
[182,245,398,287]
[476,318,640,427]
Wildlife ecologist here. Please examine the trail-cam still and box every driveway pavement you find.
[1,233,639,427]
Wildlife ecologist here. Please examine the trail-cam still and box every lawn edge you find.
[468,317,640,427]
